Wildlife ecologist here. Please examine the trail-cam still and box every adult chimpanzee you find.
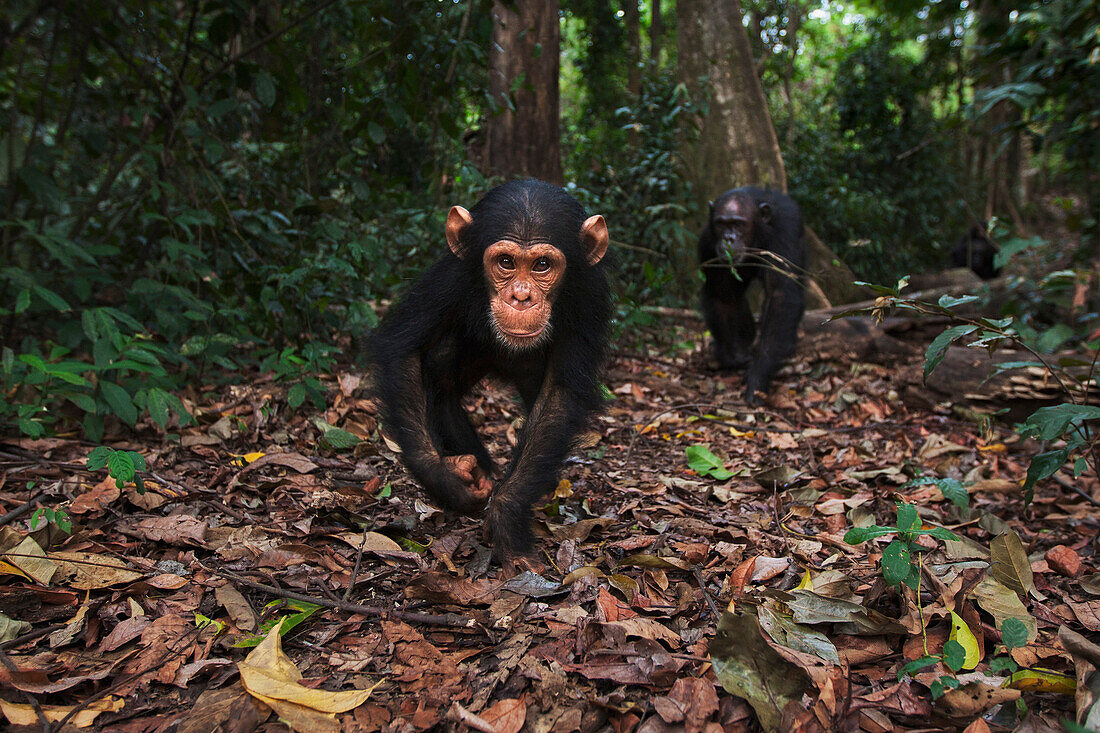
[698,187,806,404]
[951,223,1001,280]
[367,180,611,567]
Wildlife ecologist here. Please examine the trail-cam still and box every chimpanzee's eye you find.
[532,257,551,272]
[498,255,515,270]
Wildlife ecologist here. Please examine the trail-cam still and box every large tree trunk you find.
[677,0,785,197]
[486,0,563,184]
[623,0,641,96]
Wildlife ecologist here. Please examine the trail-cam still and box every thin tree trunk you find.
[486,0,563,183]
[623,0,640,96]
[650,0,663,62]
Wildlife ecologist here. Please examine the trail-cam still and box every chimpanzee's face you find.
[710,196,755,265]
[445,205,608,351]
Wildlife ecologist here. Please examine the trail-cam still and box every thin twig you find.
[1052,474,1100,508]
[208,566,482,631]
[692,565,722,621]
[343,523,369,601]
[0,490,47,527]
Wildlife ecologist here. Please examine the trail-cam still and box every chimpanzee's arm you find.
[376,353,488,513]
[745,272,804,401]
[486,343,603,560]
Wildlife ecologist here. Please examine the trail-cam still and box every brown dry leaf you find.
[751,556,790,581]
[405,570,500,606]
[238,451,319,475]
[990,531,1036,598]
[937,682,1021,718]
[215,584,257,631]
[479,696,527,733]
[0,695,123,727]
[49,551,144,589]
[332,530,402,553]
[238,618,379,718]
[69,477,121,514]
[126,515,208,545]
[1068,601,1100,632]
[176,685,270,733]
[962,718,992,733]
[653,677,720,731]
[598,617,681,647]
[2,536,56,585]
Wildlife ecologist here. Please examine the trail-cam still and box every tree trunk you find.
[623,0,641,96]
[650,0,663,63]
[486,0,563,184]
[677,0,785,199]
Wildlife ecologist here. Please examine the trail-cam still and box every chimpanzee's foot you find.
[443,455,493,504]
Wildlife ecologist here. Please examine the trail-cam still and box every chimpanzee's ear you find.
[580,215,609,266]
[759,202,772,224]
[446,206,474,259]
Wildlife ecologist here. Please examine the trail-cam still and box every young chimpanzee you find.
[698,187,806,404]
[367,180,611,567]
[951,223,1001,280]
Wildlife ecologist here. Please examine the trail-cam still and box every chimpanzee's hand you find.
[443,455,493,504]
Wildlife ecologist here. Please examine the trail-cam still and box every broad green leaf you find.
[898,655,940,680]
[895,502,920,532]
[843,525,897,544]
[1022,404,1100,441]
[86,446,112,471]
[1021,449,1068,504]
[100,381,137,425]
[923,325,978,380]
[930,675,959,699]
[1000,617,1029,650]
[685,444,733,480]
[942,639,966,672]
[919,526,961,543]
[949,611,980,669]
[253,70,276,107]
[937,294,978,309]
[107,450,137,486]
[287,382,307,409]
[881,539,911,587]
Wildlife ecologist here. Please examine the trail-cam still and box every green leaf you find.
[287,382,307,409]
[842,525,897,544]
[253,70,276,107]
[107,450,137,487]
[990,656,1018,674]
[367,122,386,144]
[86,446,111,471]
[919,526,961,543]
[897,655,940,680]
[881,539,911,587]
[1021,449,1069,503]
[685,444,733,480]
[930,675,959,699]
[923,325,978,380]
[895,503,921,532]
[100,381,137,425]
[1022,404,1100,441]
[941,638,968,669]
[937,294,978,309]
[1000,617,1029,650]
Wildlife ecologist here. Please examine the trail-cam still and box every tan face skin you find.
[482,240,567,347]
[446,205,609,351]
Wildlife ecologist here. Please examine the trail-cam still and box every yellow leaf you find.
[1006,668,1076,695]
[231,451,267,467]
[238,619,379,714]
[977,443,1006,452]
[794,570,814,591]
[729,427,755,438]
[0,695,123,727]
[553,479,573,499]
[949,611,981,669]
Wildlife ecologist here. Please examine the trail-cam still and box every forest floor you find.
[0,312,1097,733]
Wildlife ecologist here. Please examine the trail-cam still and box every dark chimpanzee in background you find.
[367,180,611,568]
[698,187,806,404]
[951,222,1001,280]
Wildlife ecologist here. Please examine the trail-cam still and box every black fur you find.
[951,223,1000,280]
[366,180,611,560]
[698,187,806,403]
